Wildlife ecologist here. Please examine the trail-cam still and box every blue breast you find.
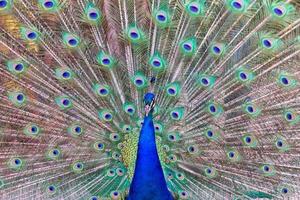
[127,116,173,200]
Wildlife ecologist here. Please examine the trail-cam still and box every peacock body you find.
[0,0,300,199]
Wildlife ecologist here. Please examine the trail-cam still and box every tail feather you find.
[0,0,300,199]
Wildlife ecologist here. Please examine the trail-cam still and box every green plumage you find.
[0,0,299,199]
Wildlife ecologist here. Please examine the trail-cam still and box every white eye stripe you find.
[150,99,156,109]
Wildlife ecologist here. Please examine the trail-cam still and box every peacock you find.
[0,0,300,199]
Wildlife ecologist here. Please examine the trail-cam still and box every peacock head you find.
[144,92,156,116]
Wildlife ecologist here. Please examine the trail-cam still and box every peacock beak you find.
[145,99,155,116]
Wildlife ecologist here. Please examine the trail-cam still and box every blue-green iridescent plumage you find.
[0,0,300,199]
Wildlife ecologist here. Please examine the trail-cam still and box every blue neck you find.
[128,115,173,200]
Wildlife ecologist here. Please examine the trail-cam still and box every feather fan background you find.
[0,0,300,199]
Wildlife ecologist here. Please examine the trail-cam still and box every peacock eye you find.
[176,172,185,180]
[102,58,110,65]
[89,12,98,19]
[201,78,209,85]
[207,130,213,137]
[168,134,175,141]
[183,44,192,51]
[285,112,293,120]
[68,39,77,46]
[105,114,112,119]
[210,43,226,56]
[204,167,217,178]
[152,60,161,67]
[168,154,178,163]
[281,77,289,85]
[75,126,81,133]
[282,188,288,194]
[63,33,80,48]
[15,63,24,71]
[44,1,54,8]
[135,79,143,85]
[157,14,166,21]
[0,1,7,8]
[31,126,37,132]
[63,99,69,105]
[53,150,58,155]
[209,105,216,113]
[187,145,199,155]
[17,94,24,101]
[179,190,188,199]
[27,32,37,39]
[247,105,254,113]
[264,166,269,171]
[213,46,221,54]
[245,136,251,143]
[271,3,288,17]
[262,39,272,48]
[239,72,247,80]
[168,88,176,95]
[72,162,84,173]
[189,5,199,13]
[273,7,283,16]
[14,159,20,165]
[228,152,235,158]
[276,140,283,147]
[49,186,54,191]
[171,112,178,118]
[110,133,120,142]
[130,31,139,39]
[62,71,70,78]
[232,1,242,9]
[110,191,120,199]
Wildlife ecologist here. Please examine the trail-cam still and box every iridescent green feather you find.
[225,0,251,14]
[55,95,73,110]
[83,3,102,25]
[242,134,259,148]
[96,51,117,70]
[8,91,27,107]
[0,0,12,12]
[24,123,41,137]
[7,59,29,76]
[131,72,149,90]
[125,25,146,45]
[149,52,167,73]
[55,67,75,81]
[20,26,40,42]
[242,101,261,118]
[165,82,182,97]
[93,83,111,98]
[62,32,81,49]
[207,101,223,118]
[196,73,217,89]
[38,0,60,12]
[258,32,283,53]
[185,0,206,17]
[98,109,114,122]
[153,7,172,28]
[235,66,255,85]
[169,107,185,121]
[179,37,197,56]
